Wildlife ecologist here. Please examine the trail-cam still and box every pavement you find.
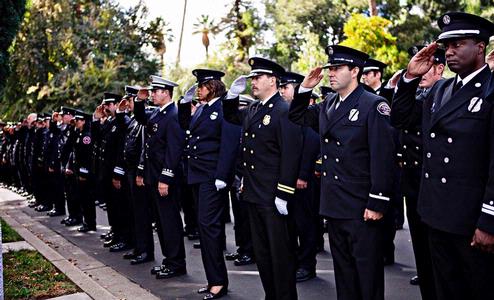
[0,187,421,299]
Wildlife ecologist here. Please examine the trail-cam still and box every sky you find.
[117,0,263,67]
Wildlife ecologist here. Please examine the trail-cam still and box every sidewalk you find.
[0,187,421,299]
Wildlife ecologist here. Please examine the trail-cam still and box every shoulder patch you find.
[377,102,391,116]
[83,136,91,145]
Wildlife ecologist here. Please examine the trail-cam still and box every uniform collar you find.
[259,91,278,105]
[207,97,220,106]
[159,101,174,112]
[457,64,487,86]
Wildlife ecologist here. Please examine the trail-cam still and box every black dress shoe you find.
[203,286,227,300]
[187,232,200,240]
[48,210,65,217]
[35,205,51,212]
[234,255,254,266]
[78,224,96,232]
[224,252,239,261]
[130,252,154,265]
[65,218,82,227]
[193,242,201,249]
[103,239,118,248]
[109,242,131,252]
[198,286,210,294]
[151,265,165,275]
[155,267,186,279]
[123,251,136,260]
[296,268,316,282]
[100,231,112,239]
[61,217,70,224]
[28,201,38,208]
[410,275,419,285]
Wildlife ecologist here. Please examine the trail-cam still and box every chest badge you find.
[349,109,359,121]
[210,112,218,120]
[263,115,271,126]
[111,125,116,132]
[153,123,158,132]
[468,97,482,113]
[377,102,391,116]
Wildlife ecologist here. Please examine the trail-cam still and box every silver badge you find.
[443,15,450,25]
[412,46,419,55]
[111,125,116,132]
[468,97,482,113]
[210,112,218,120]
[349,109,359,121]
[263,115,271,126]
[327,47,333,55]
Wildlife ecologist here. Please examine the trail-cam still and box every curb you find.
[0,194,159,300]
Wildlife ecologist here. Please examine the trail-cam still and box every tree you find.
[339,13,408,77]
[176,0,188,65]
[1,0,166,119]
[193,15,219,59]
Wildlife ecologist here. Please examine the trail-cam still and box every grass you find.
[1,217,23,243]
[4,250,80,299]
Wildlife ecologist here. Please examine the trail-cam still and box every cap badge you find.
[412,47,419,55]
[327,47,334,55]
[443,15,450,25]
[263,115,271,126]
[210,111,218,120]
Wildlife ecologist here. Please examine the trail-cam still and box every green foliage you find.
[339,14,408,77]
[0,0,28,96]
[1,0,165,119]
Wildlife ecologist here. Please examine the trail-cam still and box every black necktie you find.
[452,80,463,94]
[326,98,339,119]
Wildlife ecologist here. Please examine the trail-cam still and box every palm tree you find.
[193,14,219,59]
[176,0,187,66]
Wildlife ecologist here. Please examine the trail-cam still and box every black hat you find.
[103,92,121,104]
[74,110,90,121]
[319,86,334,97]
[239,94,254,106]
[324,45,369,68]
[247,57,286,78]
[437,12,494,43]
[43,113,52,121]
[146,75,178,90]
[192,69,225,84]
[408,45,446,65]
[60,106,76,115]
[363,58,387,73]
[125,85,140,97]
[279,72,305,87]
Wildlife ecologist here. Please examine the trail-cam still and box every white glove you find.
[215,179,227,191]
[226,75,247,99]
[275,197,288,215]
[181,84,198,103]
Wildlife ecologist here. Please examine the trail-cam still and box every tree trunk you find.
[176,0,188,66]
[369,0,377,16]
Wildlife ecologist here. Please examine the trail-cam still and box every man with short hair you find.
[289,45,396,300]
[135,75,187,279]
[392,12,494,300]
[223,57,303,300]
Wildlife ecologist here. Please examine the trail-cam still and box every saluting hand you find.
[52,111,61,122]
[387,69,404,89]
[117,99,129,112]
[406,43,438,79]
[486,48,494,71]
[137,88,149,100]
[182,84,198,103]
[471,228,494,254]
[301,67,324,89]
[93,105,105,119]
[158,182,169,197]
[227,75,247,99]
[364,209,383,221]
